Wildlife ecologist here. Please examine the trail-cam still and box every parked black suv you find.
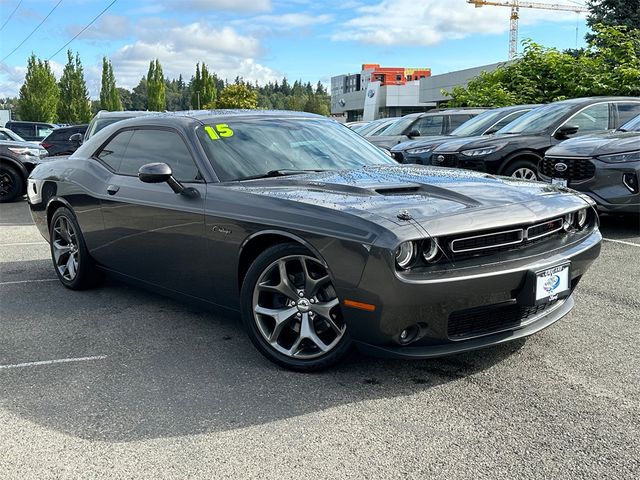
[368,109,487,149]
[540,114,640,214]
[40,124,88,156]
[431,97,640,180]
[5,121,57,142]
[390,105,538,164]
[0,140,48,202]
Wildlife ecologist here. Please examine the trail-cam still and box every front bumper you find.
[338,228,601,359]
[391,150,434,165]
[431,152,499,173]
[539,158,640,215]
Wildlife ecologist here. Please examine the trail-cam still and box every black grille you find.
[451,229,522,253]
[433,154,458,167]
[541,157,596,181]
[448,301,554,339]
[393,152,405,163]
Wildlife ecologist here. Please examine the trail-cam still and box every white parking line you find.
[603,237,640,248]
[0,355,107,370]
[0,278,58,286]
[0,241,48,246]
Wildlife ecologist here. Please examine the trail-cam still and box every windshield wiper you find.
[237,169,327,181]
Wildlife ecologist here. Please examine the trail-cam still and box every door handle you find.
[106,184,120,195]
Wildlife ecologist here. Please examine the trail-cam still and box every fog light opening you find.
[398,324,420,345]
[622,173,639,194]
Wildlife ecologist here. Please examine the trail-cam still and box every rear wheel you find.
[504,159,539,181]
[240,243,351,371]
[0,164,23,203]
[49,207,101,289]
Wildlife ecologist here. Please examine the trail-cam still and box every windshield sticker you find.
[205,124,234,140]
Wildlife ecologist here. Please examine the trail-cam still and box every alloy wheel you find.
[52,215,80,281]
[252,255,345,360]
[0,171,14,198]
[511,167,537,180]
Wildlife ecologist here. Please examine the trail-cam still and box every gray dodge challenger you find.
[27,111,602,371]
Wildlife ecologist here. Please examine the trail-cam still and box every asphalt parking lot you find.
[0,199,639,479]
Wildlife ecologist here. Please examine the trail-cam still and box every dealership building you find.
[331,62,504,121]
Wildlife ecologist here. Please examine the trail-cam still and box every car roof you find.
[6,120,57,126]
[93,110,158,119]
[53,124,88,131]
[553,96,640,105]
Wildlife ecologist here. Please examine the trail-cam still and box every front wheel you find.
[504,159,539,181]
[49,207,101,289]
[240,243,352,371]
[0,164,23,203]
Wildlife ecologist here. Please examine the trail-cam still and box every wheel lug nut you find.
[298,291,304,297]
[310,299,316,304]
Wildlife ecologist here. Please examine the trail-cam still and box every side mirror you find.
[138,162,186,195]
[407,129,421,138]
[69,132,83,144]
[554,124,579,140]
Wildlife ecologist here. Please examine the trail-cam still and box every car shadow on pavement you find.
[1,266,527,443]
[598,214,640,241]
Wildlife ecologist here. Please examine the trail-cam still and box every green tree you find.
[17,54,59,122]
[190,63,217,109]
[117,87,132,110]
[131,77,147,110]
[444,25,640,106]
[217,83,258,109]
[587,1,640,39]
[303,94,330,115]
[58,50,91,123]
[99,57,122,111]
[146,59,166,111]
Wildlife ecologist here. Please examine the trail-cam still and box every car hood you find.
[368,135,406,147]
[0,139,43,148]
[391,136,452,152]
[229,165,576,235]
[545,131,640,157]
[433,133,544,153]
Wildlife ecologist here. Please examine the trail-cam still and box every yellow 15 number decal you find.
[205,124,234,140]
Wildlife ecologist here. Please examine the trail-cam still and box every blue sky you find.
[0,0,590,98]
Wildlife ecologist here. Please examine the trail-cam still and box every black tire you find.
[503,159,539,181]
[49,207,101,290]
[240,243,352,372]
[0,164,23,203]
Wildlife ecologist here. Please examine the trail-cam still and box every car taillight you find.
[40,142,52,149]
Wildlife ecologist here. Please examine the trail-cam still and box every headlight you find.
[576,208,588,229]
[422,238,440,262]
[8,147,42,157]
[395,241,415,269]
[406,146,434,155]
[563,213,575,232]
[597,150,640,163]
[460,143,507,157]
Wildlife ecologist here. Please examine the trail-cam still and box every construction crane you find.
[467,0,589,59]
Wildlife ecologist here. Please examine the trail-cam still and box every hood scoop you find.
[373,183,423,195]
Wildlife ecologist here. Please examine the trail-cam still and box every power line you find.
[0,0,23,32]
[0,0,62,63]
[47,0,118,61]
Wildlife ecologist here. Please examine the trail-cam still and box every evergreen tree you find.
[17,54,59,122]
[146,59,166,111]
[99,57,122,111]
[587,0,640,33]
[131,77,147,110]
[58,50,91,123]
[190,62,217,109]
[217,83,257,109]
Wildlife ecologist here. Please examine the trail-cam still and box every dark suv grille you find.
[541,157,596,181]
[432,154,458,167]
[448,301,555,339]
[392,152,404,163]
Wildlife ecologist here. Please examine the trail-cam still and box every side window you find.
[36,125,54,139]
[10,124,33,138]
[616,102,640,125]
[96,130,134,171]
[565,103,610,134]
[449,114,473,130]
[413,115,444,136]
[0,131,10,141]
[118,129,200,182]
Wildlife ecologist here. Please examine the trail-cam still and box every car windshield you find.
[87,117,129,138]
[356,119,393,136]
[450,109,505,137]
[620,114,640,132]
[497,103,570,134]
[197,117,396,182]
[378,116,416,136]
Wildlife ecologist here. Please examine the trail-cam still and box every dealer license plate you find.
[551,178,568,187]
[535,264,570,303]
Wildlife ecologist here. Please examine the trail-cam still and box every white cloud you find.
[158,0,271,12]
[249,13,334,29]
[333,0,585,46]
[65,14,132,41]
